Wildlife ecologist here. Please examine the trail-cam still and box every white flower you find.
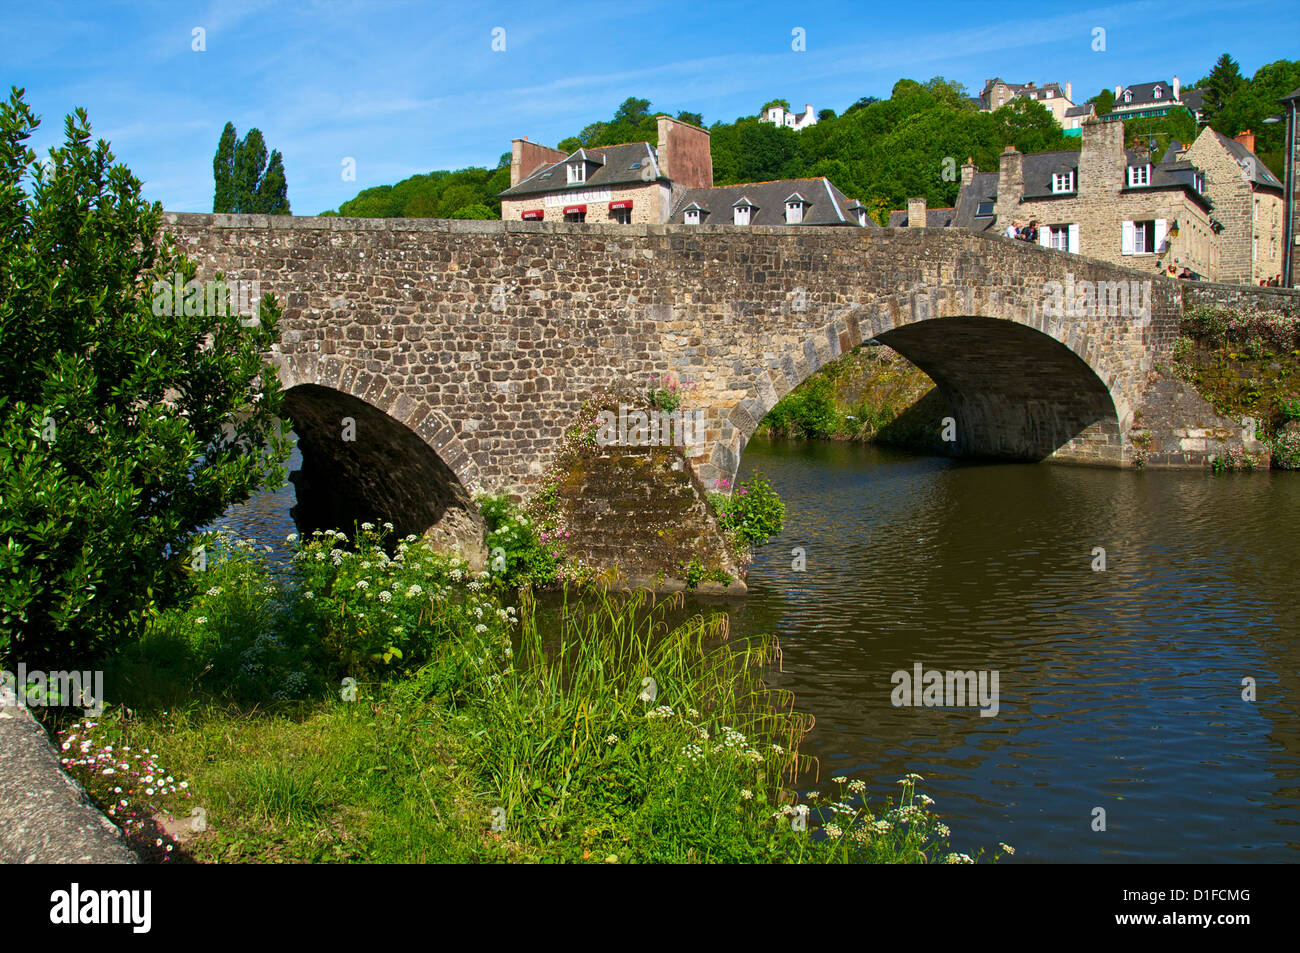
[740,789,753,800]
[195,616,208,624]
[406,585,422,597]
[605,735,618,745]
[286,533,298,543]
[832,776,847,784]
[206,586,223,596]
[999,842,1015,855]
[361,522,375,531]
[824,823,843,838]
[378,591,392,603]
[355,580,369,589]
[847,779,866,794]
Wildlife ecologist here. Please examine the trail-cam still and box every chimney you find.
[907,196,927,227]
[1234,128,1256,153]
[961,157,977,187]
[1172,74,1180,100]
[656,115,713,190]
[804,104,815,121]
[1079,118,1125,198]
[1065,81,1073,103]
[997,145,1024,214]
[1114,84,1122,99]
[510,138,568,188]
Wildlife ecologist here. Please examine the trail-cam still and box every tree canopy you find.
[213,122,290,214]
[1,88,289,662]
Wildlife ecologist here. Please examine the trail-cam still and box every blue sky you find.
[4,0,1297,214]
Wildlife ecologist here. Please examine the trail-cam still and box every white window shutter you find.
[1068,223,1080,254]
[1154,219,1167,254]
[1039,226,1051,247]
[1121,221,1135,255]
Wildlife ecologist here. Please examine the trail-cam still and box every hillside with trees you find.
[323,56,1298,221]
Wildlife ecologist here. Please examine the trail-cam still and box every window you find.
[565,210,585,223]
[1153,86,1162,99]
[684,208,701,225]
[1271,238,1278,260]
[1123,219,1158,254]
[785,202,804,224]
[1127,164,1151,187]
[1123,90,1132,103]
[567,163,585,184]
[856,209,868,226]
[734,205,751,226]
[612,207,632,224]
[975,201,994,217]
[1045,89,1053,98]
[1051,170,1075,193]
[1049,225,1069,251]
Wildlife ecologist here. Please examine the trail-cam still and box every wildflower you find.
[286,533,298,543]
[195,617,207,624]
[936,823,950,837]
[824,823,843,839]
[379,591,392,603]
[905,773,924,782]
[999,843,1015,856]
[206,586,223,597]
[832,776,847,784]
[918,794,935,806]
[848,779,866,794]
[741,789,753,800]
[944,853,974,864]
[304,591,314,600]
[407,585,423,597]
[771,744,784,754]
[605,735,618,746]
[361,522,375,531]
[355,580,369,589]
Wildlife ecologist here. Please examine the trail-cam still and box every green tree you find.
[213,124,291,214]
[1088,88,1115,116]
[0,88,290,663]
[212,121,237,213]
[450,203,497,219]
[1198,53,1246,126]
[233,128,267,213]
[675,110,703,127]
[762,98,792,113]
[255,149,290,214]
[613,97,651,125]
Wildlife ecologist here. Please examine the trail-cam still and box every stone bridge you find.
[163,213,1289,548]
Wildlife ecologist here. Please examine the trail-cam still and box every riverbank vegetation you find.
[755,344,942,451]
[49,534,998,864]
[1171,303,1300,470]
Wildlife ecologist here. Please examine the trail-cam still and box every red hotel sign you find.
[609,200,633,210]
[563,205,586,215]
[521,209,543,220]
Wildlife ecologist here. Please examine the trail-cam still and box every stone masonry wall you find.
[162,213,1190,500]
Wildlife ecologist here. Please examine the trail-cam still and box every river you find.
[220,438,1300,862]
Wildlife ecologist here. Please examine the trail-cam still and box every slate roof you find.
[498,142,664,198]
[1019,150,1083,198]
[1280,86,1300,103]
[1113,80,1179,108]
[888,207,956,228]
[1205,128,1285,190]
[1182,88,1205,110]
[953,172,999,233]
[667,177,875,226]
[1065,104,1093,118]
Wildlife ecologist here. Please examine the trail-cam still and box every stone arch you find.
[707,286,1135,487]
[273,352,485,564]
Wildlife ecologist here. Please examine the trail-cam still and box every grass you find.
[42,534,1004,864]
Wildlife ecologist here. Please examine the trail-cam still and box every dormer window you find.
[784,192,808,224]
[682,203,705,225]
[732,198,755,226]
[1051,170,1076,194]
[1127,164,1151,187]
[1123,90,1133,103]
[567,162,585,184]
[1045,89,1053,98]
[1153,86,1162,99]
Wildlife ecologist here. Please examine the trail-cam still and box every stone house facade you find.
[1106,77,1204,124]
[979,78,1077,125]
[499,117,712,225]
[1182,128,1286,284]
[977,119,1218,278]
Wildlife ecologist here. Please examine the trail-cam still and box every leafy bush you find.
[0,88,288,665]
[710,474,785,547]
[763,377,840,439]
[1273,426,1300,470]
[478,494,565,587]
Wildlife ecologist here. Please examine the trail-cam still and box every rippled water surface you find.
[222,438,1300,862]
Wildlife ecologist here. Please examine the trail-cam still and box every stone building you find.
[498,116,712,224]
[979,79,1078,126]
[949,119,1218,278]
[1182,127,1286,284]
